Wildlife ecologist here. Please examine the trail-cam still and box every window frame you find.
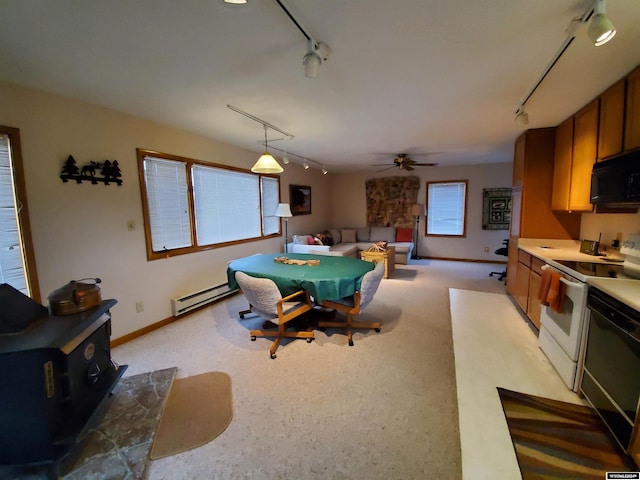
[0,126,41,301]
[137,149,281,261]
[425,179,468,238]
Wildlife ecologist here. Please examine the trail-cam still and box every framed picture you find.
[290,184,312,215]
[482,188,512,230]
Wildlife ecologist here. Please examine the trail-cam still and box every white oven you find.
[538,265,589,392]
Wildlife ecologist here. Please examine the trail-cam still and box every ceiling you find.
[1,1,640,173]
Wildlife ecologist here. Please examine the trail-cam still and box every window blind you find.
[143,156,192,251]
[0,134,27,292]
[261,176,279,235]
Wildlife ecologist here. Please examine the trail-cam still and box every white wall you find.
[0,81,332,339]
[332,163,513,261]
[580,212,640,250]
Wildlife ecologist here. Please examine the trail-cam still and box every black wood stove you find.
[0,283,126,475]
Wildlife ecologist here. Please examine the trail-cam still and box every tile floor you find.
[449,288,585,480]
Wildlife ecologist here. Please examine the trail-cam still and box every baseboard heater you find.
[171,282,238,316]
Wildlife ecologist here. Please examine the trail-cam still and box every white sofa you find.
[286,226,414,264]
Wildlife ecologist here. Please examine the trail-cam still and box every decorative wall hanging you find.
[482,188,512,230]
[60,155,123,185]
[290,184,311,215]
[365,176,419,227]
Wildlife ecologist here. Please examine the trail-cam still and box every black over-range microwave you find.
[590,149,640,208]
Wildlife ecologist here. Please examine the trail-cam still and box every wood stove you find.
[0,283,126,473]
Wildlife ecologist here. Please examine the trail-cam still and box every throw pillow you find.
[356,227,370,242]
[316,231,333,246]
[329,229,341,244]
[396,227,413,242]
[370,226,396,243]
[341,229,356,243]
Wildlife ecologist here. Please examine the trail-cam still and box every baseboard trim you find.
[111,291,240,348]
[416,256,507,264]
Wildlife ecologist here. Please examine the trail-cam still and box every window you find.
[426,180,468,237]
[0,126,40,300]
[138,149,280,260]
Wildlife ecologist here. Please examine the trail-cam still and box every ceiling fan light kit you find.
[514,0,616,125]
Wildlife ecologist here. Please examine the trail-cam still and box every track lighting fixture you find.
[322,166,328,175]
[513,0,616,125]
[303,39,331,79]
[282,152,290,164]
[224,0,247,4]
[588,0,616,46]
[303,160,309,170]
[251,125,283,174]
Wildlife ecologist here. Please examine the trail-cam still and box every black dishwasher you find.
[581,286,640,452]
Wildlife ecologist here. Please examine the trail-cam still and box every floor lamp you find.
[411,203,425,259]
[275,203,292,253]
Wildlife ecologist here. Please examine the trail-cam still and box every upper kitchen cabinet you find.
[510,128,581,239]
[598,79,625,160]
[552,99,599,212]
[625,66,640,151]
[551,116,573,211]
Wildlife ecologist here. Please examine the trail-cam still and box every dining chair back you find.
[235,271,314,358]
[319,260,385,346]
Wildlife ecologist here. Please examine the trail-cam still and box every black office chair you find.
[489,239,508,282]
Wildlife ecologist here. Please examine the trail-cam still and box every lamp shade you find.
[411,204,425,216]
[275,203,292,218]
[251,152,283,174]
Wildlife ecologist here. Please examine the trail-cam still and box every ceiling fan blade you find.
[376,165,399,173]
[412,163,439,167]
[404,165,414,171]
[371,163,394,166]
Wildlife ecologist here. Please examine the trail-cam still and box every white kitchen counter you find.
[587,278,640,312]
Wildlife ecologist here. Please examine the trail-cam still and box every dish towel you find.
[538,269,566,313]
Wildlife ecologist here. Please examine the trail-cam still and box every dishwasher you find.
[581,286,640,453]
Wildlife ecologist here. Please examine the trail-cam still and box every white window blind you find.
[0,134,27,292]
[261,176,279,235]
[427,181,467,236]
[192,165,261,244]
[143,156,192,251]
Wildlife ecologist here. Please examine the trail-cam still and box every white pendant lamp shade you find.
[251,152,283,174]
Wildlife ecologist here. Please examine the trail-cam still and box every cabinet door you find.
[515,261,530,312]
[512,132,525,188]
[570,100,598,212]
[551,116,573,210]
[625,66,640,151]
[598,79,625,160]
[527,269,542,330]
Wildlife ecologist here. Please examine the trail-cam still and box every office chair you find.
[489,239,508,282]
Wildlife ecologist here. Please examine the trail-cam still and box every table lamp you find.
[275,203,292,253]
[410,203,425,259]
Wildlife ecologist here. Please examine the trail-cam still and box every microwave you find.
[590,150,640,208]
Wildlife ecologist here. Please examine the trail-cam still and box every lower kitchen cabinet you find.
[508,248,544,330]
[527,257,545,330]
[514,250,531,312]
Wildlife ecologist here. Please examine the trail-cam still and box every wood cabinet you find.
[551,116,573,211]
[514,250,531,312]
[625,66,640,151]
[527,257,545,330]
[510,128,581,239]
[598,79,625,160]
[571,100,599,211]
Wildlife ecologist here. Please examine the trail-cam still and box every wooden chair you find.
[318,260,385,346]
[235,271,314,359]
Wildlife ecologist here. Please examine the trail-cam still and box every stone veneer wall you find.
[365,176,420,227]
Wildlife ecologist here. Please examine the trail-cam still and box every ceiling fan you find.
[372,153,438,171]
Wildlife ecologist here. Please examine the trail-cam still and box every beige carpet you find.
[150,372,233,459]
[113,259,506,479]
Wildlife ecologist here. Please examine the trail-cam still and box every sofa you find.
[286,226,414,264]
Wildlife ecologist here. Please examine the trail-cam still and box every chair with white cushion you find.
[235,271,314,359]
[318,260,385,346]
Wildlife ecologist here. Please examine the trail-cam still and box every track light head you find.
[588,0,616,46]
[303,39,330,78]
[515,108,529,126]
[322,166,328,175]
[282,153,290,164]
[303,160,309,169]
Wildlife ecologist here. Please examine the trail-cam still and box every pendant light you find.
[251,125,283,174]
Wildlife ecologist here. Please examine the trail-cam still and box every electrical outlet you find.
[135,301,144,313]
[484,246,489,253]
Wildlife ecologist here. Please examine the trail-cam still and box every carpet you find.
[0,367,177,480]
[150,372,233,460]
[498,387,636,479]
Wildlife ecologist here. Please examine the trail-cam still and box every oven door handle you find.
[559,276,584,287]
